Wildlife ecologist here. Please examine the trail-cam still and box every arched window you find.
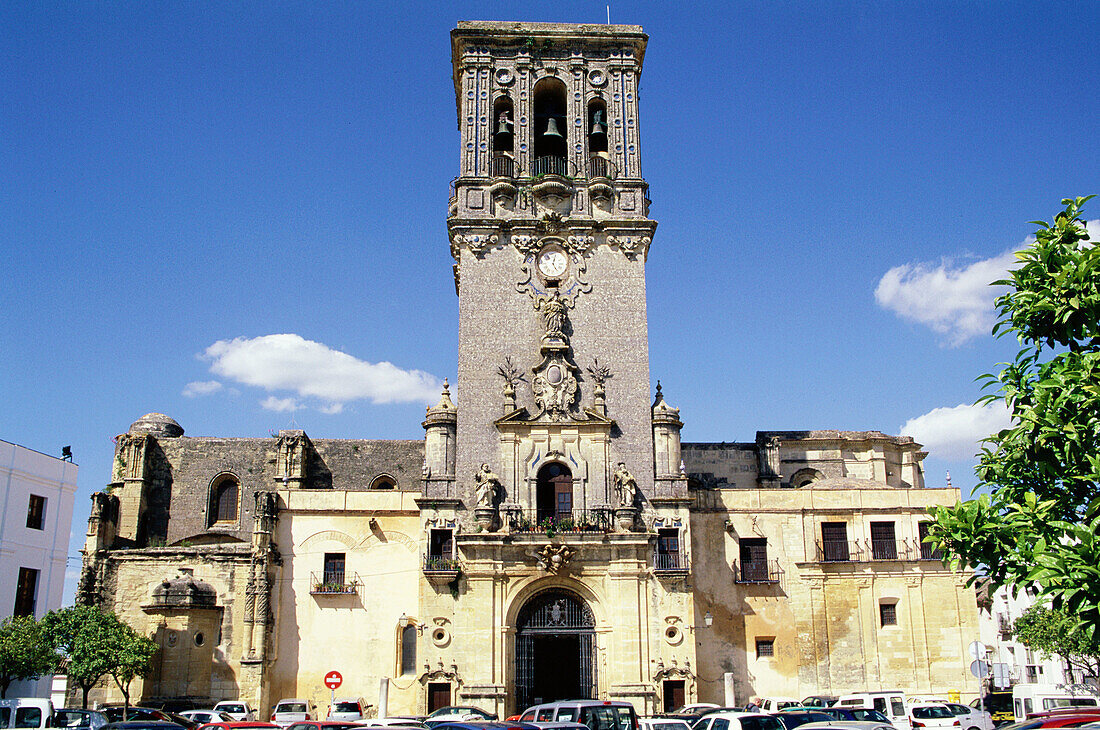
[492,96,515,178]
[209,475,239,526]
[587,98,609,174]
[532,78,568,175]
[399,622,417,675]
[370,474,396,490]
[790,468,824,489]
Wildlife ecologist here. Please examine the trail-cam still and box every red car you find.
[1001,715,1100,730]
[281,724,361,730]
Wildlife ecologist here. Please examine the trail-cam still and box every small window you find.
[209,475,239,526]
[370,474,396,490]
[324,553,346,585]
[26,495,46,530]
[14,567,38,616]
[880,602,898,627]
[400,623,417,675]
[15,708,42,729]
[755,637,775,658]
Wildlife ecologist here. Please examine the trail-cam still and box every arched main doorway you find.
[515,589,596,709]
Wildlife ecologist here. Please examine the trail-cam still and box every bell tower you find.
[443,21,670,521]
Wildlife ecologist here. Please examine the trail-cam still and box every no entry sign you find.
[324,671,343,690]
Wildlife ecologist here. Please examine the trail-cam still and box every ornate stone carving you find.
[510,234,540,255]
[452,233,499,256]
[541,290,568,341]
[607,234,651,256]
[474,463,501,509]
[564,235,595,255]
[532,357,578,420]
[515,239,592,308]
[527,543,576,573]
[116,433,148,481]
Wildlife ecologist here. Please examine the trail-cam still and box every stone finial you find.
[946,471,952,489]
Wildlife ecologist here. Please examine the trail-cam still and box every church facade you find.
[78,21,979,717]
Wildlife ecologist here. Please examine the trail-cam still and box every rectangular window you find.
[656,528,681,570]
[918,521,943,560]
[739,538,769,581]
[323,553,345,586]
[427,529,455,571]
[821,522,849,561]
[755,637,775,658]
[14,567,39,616]
[26,495,46,530]
[870,521,897,560]
[880,602,898,627]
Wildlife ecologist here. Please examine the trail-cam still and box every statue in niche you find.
[474,463,501,508]
[541,289,567,340]
[613,462,637,508]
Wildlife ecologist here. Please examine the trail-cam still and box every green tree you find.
[0,615,58,698]
[929,196,1100,636]
[1013,604,1100,681]
[106,620,157,713]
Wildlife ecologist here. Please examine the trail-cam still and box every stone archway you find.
[515,588,596,709]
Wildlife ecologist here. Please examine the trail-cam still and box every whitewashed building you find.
[0,439,78,696]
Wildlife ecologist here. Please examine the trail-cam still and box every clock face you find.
[538,249,568,278]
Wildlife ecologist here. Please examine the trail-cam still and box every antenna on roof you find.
[607,4,611,24]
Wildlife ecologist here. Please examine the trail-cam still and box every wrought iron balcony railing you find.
[423,555,461,574]
[815,539,863,562]
[504,508,611,534]
[653,551,689,573]
[531,156,570,178]
[733,558,783,584]
[588,156,617,180]
[309,571,360,595]
[491,155,516,179]
[920,540,944,561]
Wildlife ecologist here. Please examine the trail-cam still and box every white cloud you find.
[202,334,441,411]
[876,219,1099,347]
[875,250,1016,346]
[900,401,1013,461]
[182,380,224,397]
[260,396,301,412]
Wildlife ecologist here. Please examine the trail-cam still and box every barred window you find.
[755,637,775,658]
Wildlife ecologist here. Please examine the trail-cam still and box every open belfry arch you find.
[77,20,978,720]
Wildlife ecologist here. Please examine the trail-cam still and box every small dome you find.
[129,413,184,437]
[150,575,217,608]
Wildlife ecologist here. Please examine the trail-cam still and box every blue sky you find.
[2,1,1097,603]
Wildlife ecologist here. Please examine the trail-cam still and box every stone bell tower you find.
[443,21,661,521]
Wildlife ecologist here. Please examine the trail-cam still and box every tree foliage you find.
[42,605,156,710]
[929,196,1100,637]
[1013,604,1100,680]
[0,615,58,699]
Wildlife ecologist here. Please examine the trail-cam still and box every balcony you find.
[588,156,617,180]
[653,550,690,575]
[310,571,360,595]
[505,508,611,535]
[531,156,571,178]
[733,559,783,584]
[491,155,516,179]
[815,539,863,562]
[423,554,461,583]
[920,540,944,561]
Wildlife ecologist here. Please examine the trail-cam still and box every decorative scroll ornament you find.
[516,238,592,308]
[452,233,499,256]
[607,234,651,257]
[532,361,578,420]
[565,235,595,255]
[527,543,577,573]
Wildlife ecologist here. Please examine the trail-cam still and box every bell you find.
[495,112,513,137]
[542,117,564,140]
[590,109,607,136]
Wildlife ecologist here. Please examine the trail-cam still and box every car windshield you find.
[220,706,245,713]
[278,705,307,714]
[740,717,785,730]
[334,705,360,713]
[913,708,955,720]
[850,711,889,723]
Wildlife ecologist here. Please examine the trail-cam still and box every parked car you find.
[641,719,693,730]
[641,719,692,730]
[517,701,637,730]
[801,702,839,711]
[213,705,257,723]
[329,700,370,723]
[102,710,177,726]
[196,723,279,730]
[669,710,722,720]
[424,709,496,728]
[758,701,803,714]
[271,702,317,728]
[907,704,960,730]
[772,713,836,730]
[836,694,909,730]
[691,711,785,730]
[1,699,57,730]
[52,709,110,730]
[1012,687,1100,721]
[285,722,360,730]
[996,716,1100,730]
[355,720,425,729]
[796,720,894,730]
[100,723,187,730]
[179,713,232,726]
[811,709,892,725]
[971,694,1013,727]
[941,704,994,730]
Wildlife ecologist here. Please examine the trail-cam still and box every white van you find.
[836,692,910,730]
[0,699,55,730]
[1011,684,1100,720]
